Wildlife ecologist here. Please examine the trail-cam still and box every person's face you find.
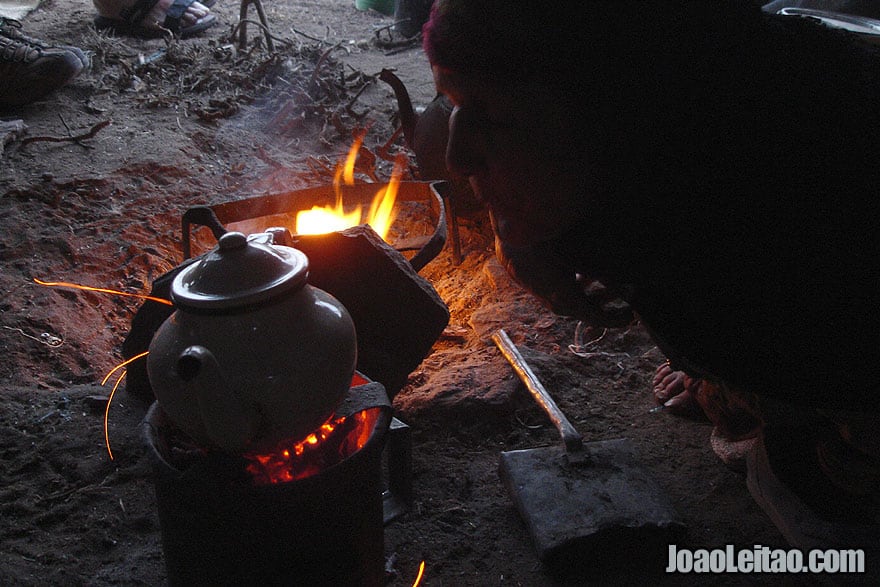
[433,66,593,247]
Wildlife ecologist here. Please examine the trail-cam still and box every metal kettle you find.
[146,230,357,455]
[379,68,483,217]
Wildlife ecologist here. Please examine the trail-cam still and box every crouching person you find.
[423,0,880,550]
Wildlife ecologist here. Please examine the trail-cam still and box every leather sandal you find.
[94,0,217,39]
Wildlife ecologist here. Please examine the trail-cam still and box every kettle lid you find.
[171,231,309,310]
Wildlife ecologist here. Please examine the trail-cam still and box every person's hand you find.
[495,235,633,327]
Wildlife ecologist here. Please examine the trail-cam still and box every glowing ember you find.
[244,373,379,485]
[295,138,404,240]
[245,409,379,485]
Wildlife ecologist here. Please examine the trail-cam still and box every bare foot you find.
[653,361,763,440]
[651,361,704,417]
[146,0,212,30]
[93,0,215,35]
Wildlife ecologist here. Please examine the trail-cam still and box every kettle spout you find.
[178,345,261,454]
[380,68,418,147]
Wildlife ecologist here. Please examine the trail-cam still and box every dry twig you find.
[19,120,111,148]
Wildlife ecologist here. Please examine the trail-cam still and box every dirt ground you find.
[0,1,826,585]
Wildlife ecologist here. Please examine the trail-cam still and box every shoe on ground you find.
[0,18,89,108]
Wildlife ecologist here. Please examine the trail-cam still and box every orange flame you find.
[295,137,402,240]
[367,152,405,239]
[341,128,364,186]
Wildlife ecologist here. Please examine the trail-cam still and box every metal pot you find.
[146,230,357,454]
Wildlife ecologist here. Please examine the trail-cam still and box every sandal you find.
[94,0,217,39]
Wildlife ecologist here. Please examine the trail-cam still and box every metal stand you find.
[383,417,413,524]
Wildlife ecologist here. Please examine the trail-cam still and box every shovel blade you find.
[499,438,685,575]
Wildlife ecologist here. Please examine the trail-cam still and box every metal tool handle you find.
[492,329,584,453]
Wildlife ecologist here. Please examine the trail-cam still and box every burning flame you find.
[295,136,404,240]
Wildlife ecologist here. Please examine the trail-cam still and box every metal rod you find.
[492,329,584,453]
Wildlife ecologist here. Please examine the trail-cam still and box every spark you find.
[101,351,149,461]
[412,560,426,587]
[34,278,173,306]
[104,371,125,461]
[34,278,163,462]
[101,351,149,386]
